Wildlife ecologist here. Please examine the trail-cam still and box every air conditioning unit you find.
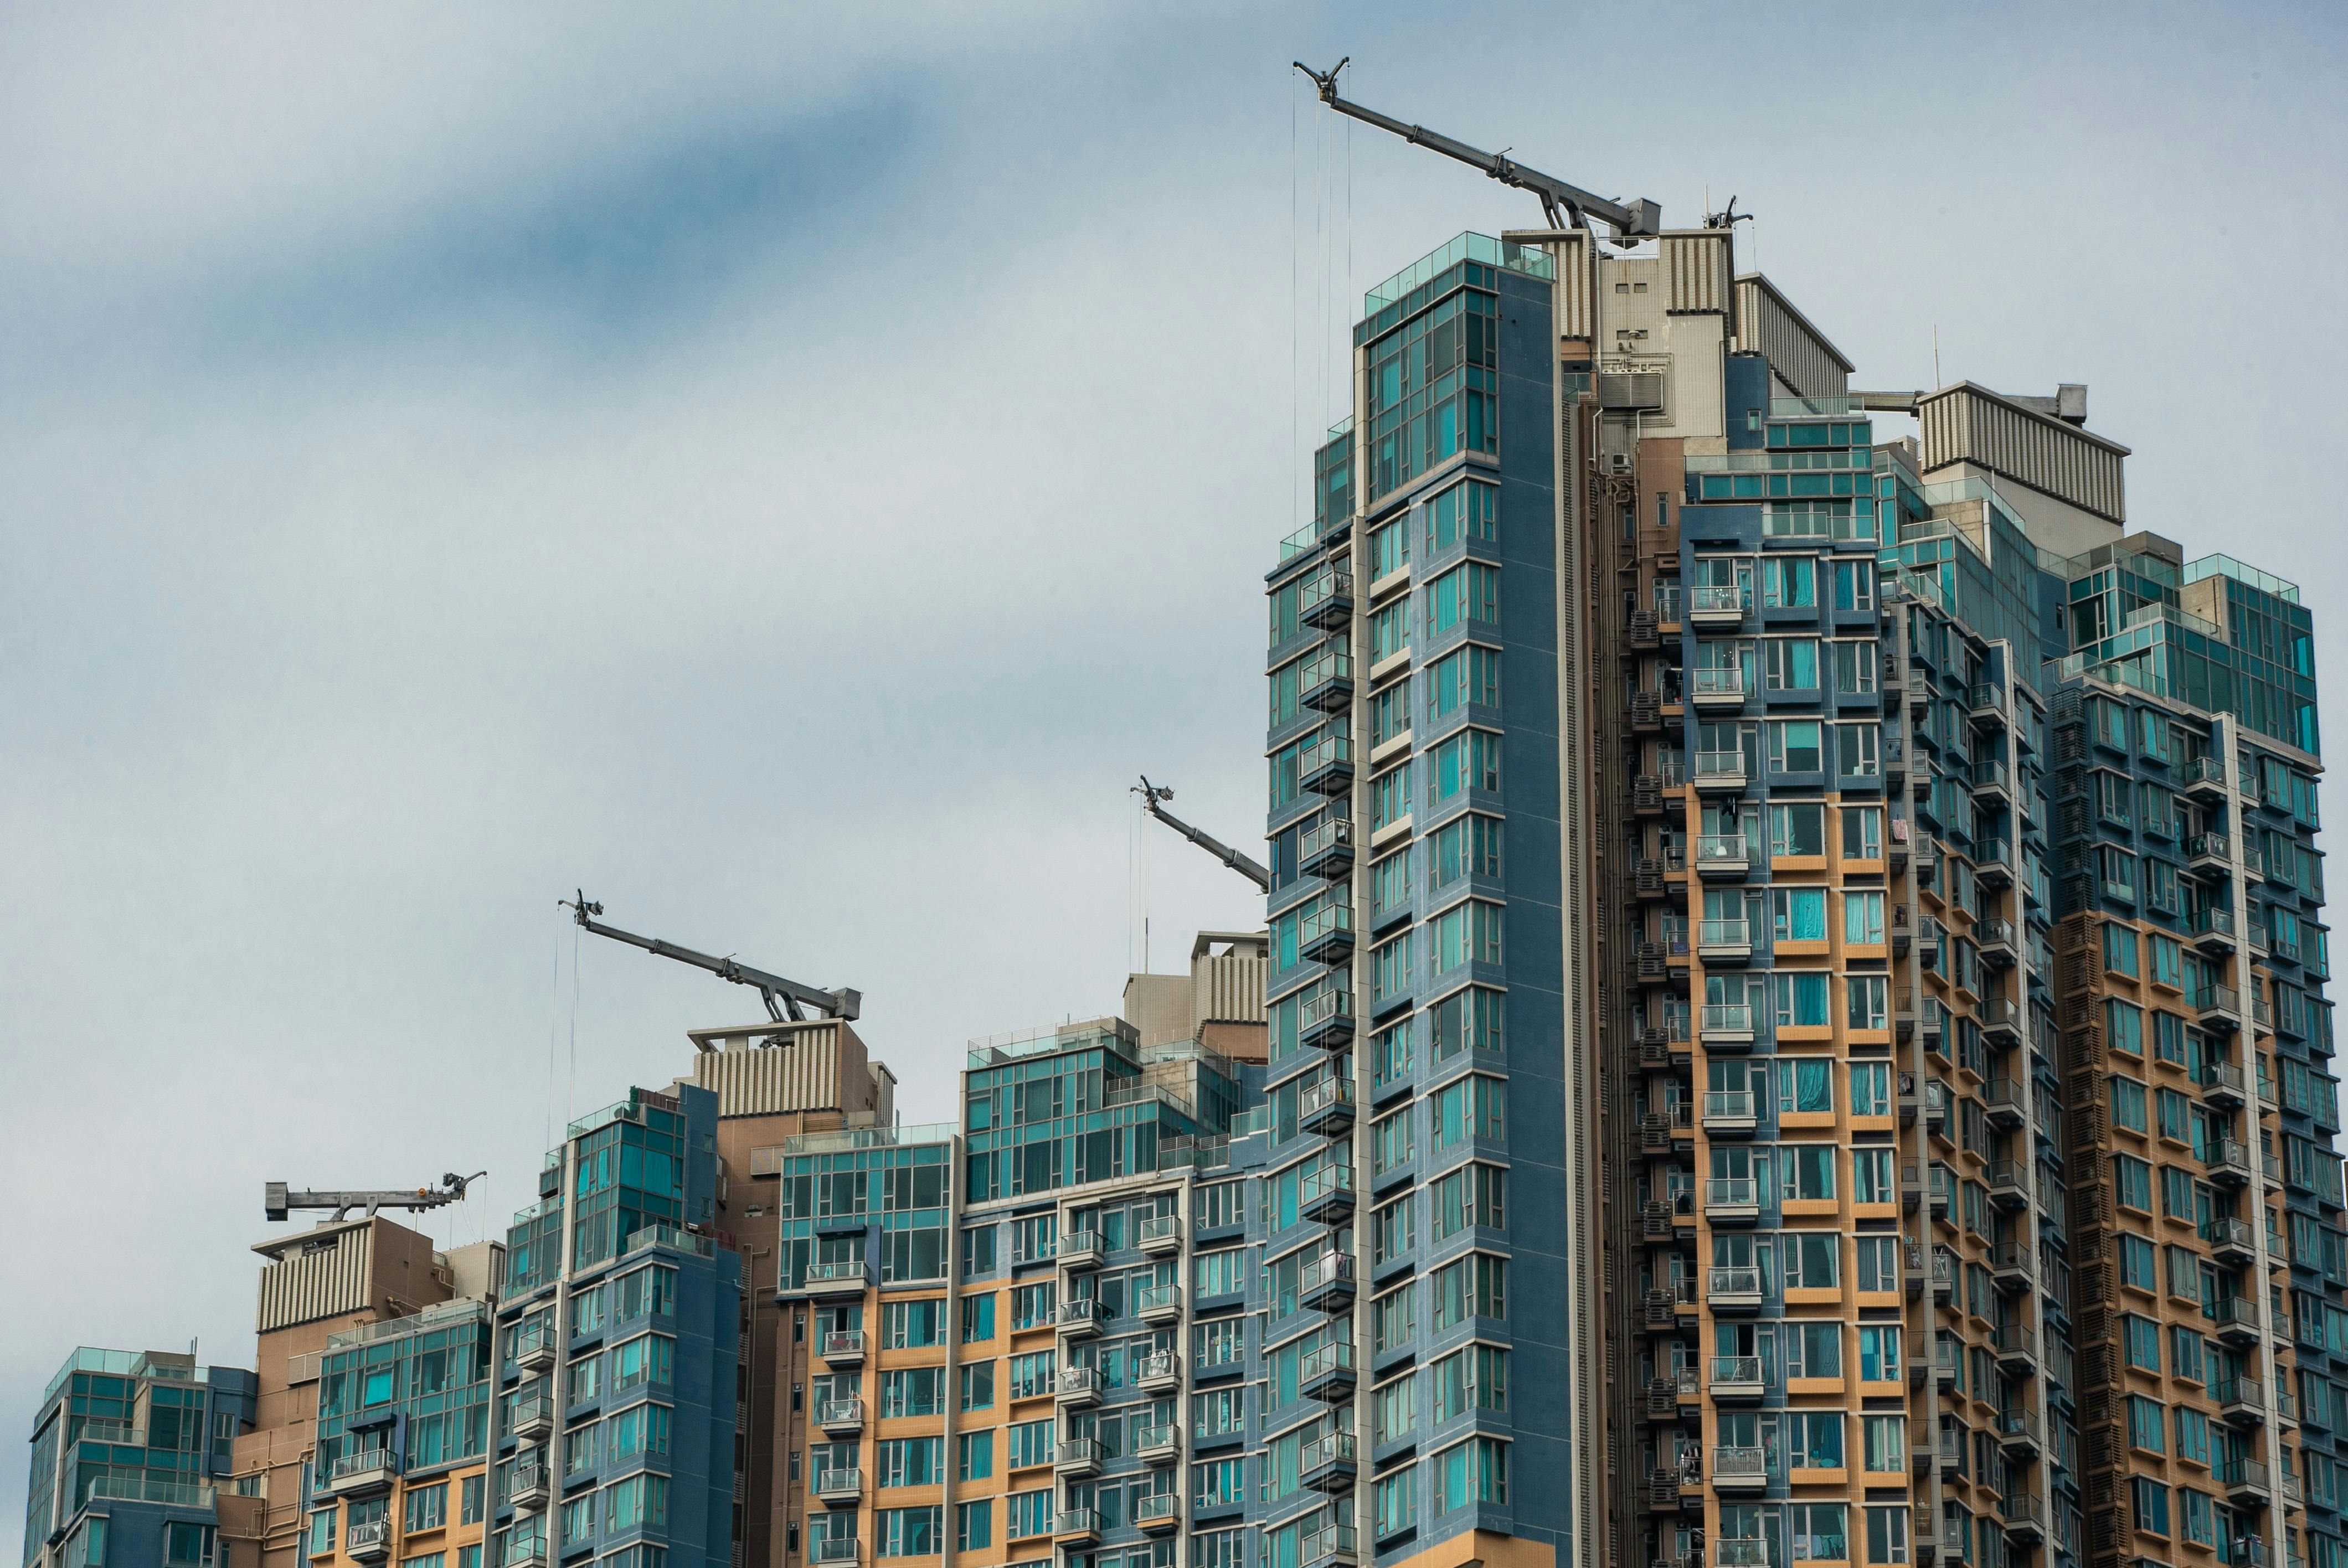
[1606,454,1635,476]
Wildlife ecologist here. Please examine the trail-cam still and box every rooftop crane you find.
[1135,777,1273,893]
[562,893,861,1023]
[1293,58,1662,243]
[265,1172,485,1223]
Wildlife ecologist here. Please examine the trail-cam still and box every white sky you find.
[4,0,2346,1528]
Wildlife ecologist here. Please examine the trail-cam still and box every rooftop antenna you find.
[1293,58,1661,245]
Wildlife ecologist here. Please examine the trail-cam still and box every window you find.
[2104,924,2141,978]
[1370,764,1413,831]
[878,1438,944,1488]
[883,1368,946,1417]
[1193,1247,1245,1298]
[958,1361,995,1411]
[1781,1059,1835,1115]
[1789,1503,1848,1562]
[1011,1282,1056,1329]
[1426,478,1498,549]
[1772,803,1825,858]
[405,1483,447,1533]
[1431,1075,1505,1148]
[1007,1420,1054,1470]
[1772,971,1830,1027]
[2124,1315,2161,1370]
[1772,888,1827,941]
[1428,898,1503,974]
[1842,891,1884,946]
[1845,974,1888,1031]
[2175,1407,2211,1467]
[2171,1327,2206,1384]
[1765,638,1820,692]
[164,1525,213,1568]
[1853,1148,1896,1205]
[1373,1194,1416,1266]
[604,1474,667,1532]
[1432,1344,1508,1420]
[1425,562,1500,633]
[1858,1327,1901,1381]
[1840,806,1882,859]
[1835,723,1880,776]
[2114,1154,2153,1212]
[1832,640,1878,694]
[1375,1466,1420,1538]
[1431,1252,1506,1328]
[1375,1285,1417,1352]
[1763,556,1817,608]
[1373,1107,1414,1175]
[1430,813,1502,888]
[884,1299,945,1348]
[2133,1477,2171,1538]
[960,1294,995,1343]
[1768,720,1824,772]
[1370,932,1413,1005]
[1374,1374,1418,1444]
[1865,1506,1909,1566]
[1850,1062,1891,1118]
[956,1502,993,1553]
[1429,985,1504,1060]
[2128,1394,2167,1453]
[1429,728,1501,801]
[2120,1233,2158,1291]
[1432,1438,1508,1513]
[1786,1321,1842,1378]
[1432,1163,1506,1240]
[607,1404,670,1461]
[1863,1416,1906,1473]
[2107,999,2144,1056]
[1006,1354,1054,1401]
[609,1334,671,1392]
[1006,1489,1053,1540]
[1370,599,1411,663]
[876,1506,942,1557]
[1783,1229,1840,1286]
[1425,646,1501,720]
[2111,1076,2148,1133]
[1371,848,1412,923]
[461,1476,484,1526]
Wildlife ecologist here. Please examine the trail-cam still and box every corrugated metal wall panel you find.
[1920,385,2127,524]
[691,1032,846,1117]
[1732,276,1851,399]
[1663,234,1731,316]
[255,1227,372,1332]
[1556,232,1594,339]
[1196,954,1268,1025]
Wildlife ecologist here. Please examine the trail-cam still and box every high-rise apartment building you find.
[1263,216,2334,1568]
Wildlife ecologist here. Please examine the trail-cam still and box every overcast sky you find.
[4,0,2346,1524]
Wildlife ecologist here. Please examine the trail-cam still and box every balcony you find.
[1301,1339,1357,1402]
[1697,919,1752,963]
[506,1460,549,1512]
[1298,816,1355,882]
[1995,1321,2038,1375]
[1054,1509,1103,1545]
[816,1398,865,1436]
[1701,1004,1755,1048]
[2202,1061,2249,1110]
[1299,1163,1356,1225]
[1696,834,1750,878]
[819,1330,866,1366]
[1705,1177,1760,1224]
[1139,1214,1183,1256]
[1694,750,1748,792]
[1302,1525,1359,1568]
[1302,1431,1359,1493]
[1299,731,1355,798]
[1055,1437,1103,1477]
[1299,1250,1356,1313]
[1137,1285,1184,1326]
[2208,1138,2253,1187]
[1985,1159,2031,1210]
[1057,1298,1108,1338]
[1979,998,2022,1048]
[2211,1297,2263,1346]
[1932,1249,1955,1302]
[2222,1459,2272,1507]
[2191,833,2234,873]
[1136,1494,1180,1536]
[1297,561,1354,631]
[816,1467,863,1505]
[513,1321,556,1376]
[1690,668,1747,708]
[812,1540,859,1566]
[1054,1367,1101,1406]
[1709,1355,1765,1400]
[1713,1446,1768,1492]
[509,1394,552,1443]
[1935,1338,1960,1389]
[1690,584,1748,625]
[1702,1090,1758,1136]
[797,1261,871,1297]
[1297,899,1355,967]
[1299,1077,1356,1138]
[2220,1379,2268,1427]
[2205,1218,2258,1265]
[346,1521,390,1565]
[324,1447,398,1498]
[1976,839,2014,889]
[2003,1492,2047,1548]
[1999,1409,2042,1459]
[1991,1242,2033,1294]
[1976,917,2018,967]
[2187,755,2231,798]
[2197,986,2243,1032]
[1297,644,1354,713]
[1136,1422,1182,1463]
[1982,1077,2028,1131]
[1718,1542,1772,1568]
[1708,1265,1763,1313]
[1058,1229,1103,1270]
[1298,984,1355,1053]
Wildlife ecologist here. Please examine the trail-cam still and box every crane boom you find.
[266,1172,484,1223]
[1294,59,1661,241]
[1136,777,1274,893]
[564,894,861,1023]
